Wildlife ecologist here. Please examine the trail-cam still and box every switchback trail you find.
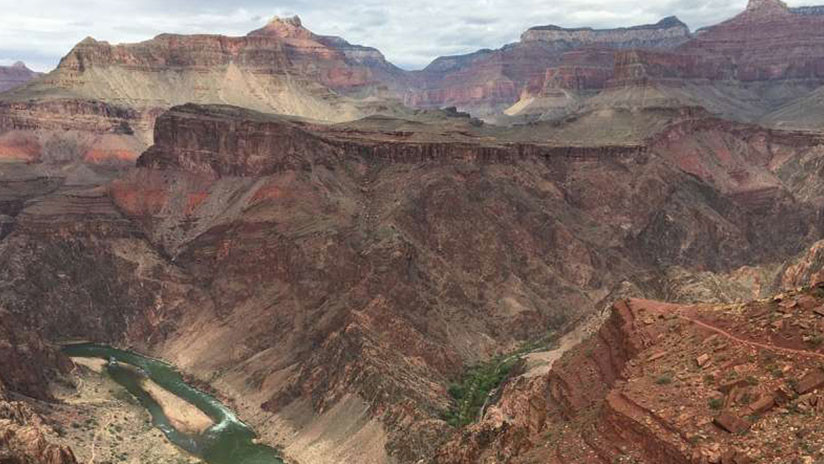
[677,314,824,360]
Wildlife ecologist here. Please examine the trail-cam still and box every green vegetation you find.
[708,398,723,410]
[788,377,800,393]
[655,373,673,385]
[767,364,784,378]
[442,330,559,427]
[442,354,519,427]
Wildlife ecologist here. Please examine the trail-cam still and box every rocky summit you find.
[0,62,40,93]
[4,1,824,464]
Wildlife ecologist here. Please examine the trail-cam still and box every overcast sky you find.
[0,0,811,72]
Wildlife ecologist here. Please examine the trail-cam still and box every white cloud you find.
[0,0,813,72]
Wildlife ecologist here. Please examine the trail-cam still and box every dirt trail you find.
[521,314,607,379]
[678,315,824,360]
[87,413,112,464]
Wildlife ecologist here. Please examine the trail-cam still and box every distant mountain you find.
[0,16,411,164]
[504,0,824,125]
[405,17,691,117]
[0,61,40,92]
[6,1,824,167]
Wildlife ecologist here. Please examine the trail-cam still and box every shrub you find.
[444,355,519,427]
[655,374,673,385]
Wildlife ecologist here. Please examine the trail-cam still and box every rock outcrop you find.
[0,381,78,464]
[436,294,824,463]
[678,0,824,83]
[585,0,824,124]
[0,288,76,463]
[520,17,690,49]
[51,15,406,100]
[441,0,824,123]
[0,308,71,401]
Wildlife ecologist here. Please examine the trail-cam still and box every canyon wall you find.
[406,17,691,115]
[3,102,824,462]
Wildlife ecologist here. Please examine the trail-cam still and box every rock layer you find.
[407,17,690,115]
[0,16,408,164]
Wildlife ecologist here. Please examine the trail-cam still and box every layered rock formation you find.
[0,308,71,401]
[407,17,690,116]
[49,15,406,101]
[621,0,824,85]
[579,0,824,124]
[0,273,76,463]
[520,16,690,49]
[436,293,824,463]
[0,62,40,93]
[2,101,824,462]
[5,0,824,159]
[462,0,824,124]
[0,16,409,164]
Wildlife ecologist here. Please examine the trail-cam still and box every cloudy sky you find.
[0,0,810,71]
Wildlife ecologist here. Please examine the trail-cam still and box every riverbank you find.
[71,356,215,435]
[35,357,201,464]
[61,344,284,464]
[140,377,214,435]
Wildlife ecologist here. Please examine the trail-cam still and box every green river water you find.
[62,344,283,464]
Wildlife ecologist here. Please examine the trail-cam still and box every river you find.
[63,343,283,464]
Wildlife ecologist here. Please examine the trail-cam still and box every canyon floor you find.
[48,360,199,464]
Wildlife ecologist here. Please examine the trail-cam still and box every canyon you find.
[3,0,824,463]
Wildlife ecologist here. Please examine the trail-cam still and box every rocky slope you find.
[4,0,824,161]
[0,380,78,464]
[681,0,824,83]
[410,0,824,124]
[492,0,824,126]
[0,62,40,92]
[605,0,824,86]
[435,291,824,463]
[0,287,76,463]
